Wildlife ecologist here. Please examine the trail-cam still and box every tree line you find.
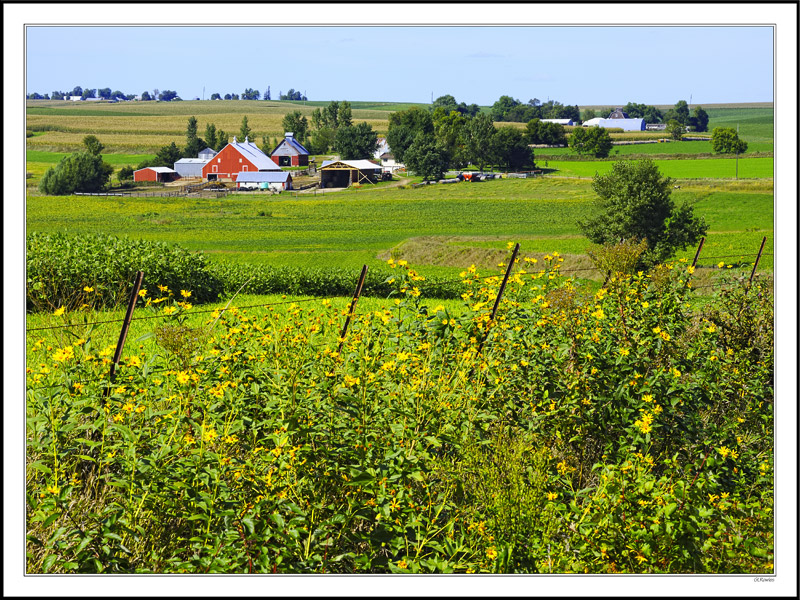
[28,85,308,102]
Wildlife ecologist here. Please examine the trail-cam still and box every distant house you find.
[607,108,629,119]
[65,96,82,101]
[236,171,293,192]
[202,136,281,182]
[374,138,404,172]
[541,118,574,126]
[582,117,645,131]
[134,166,179,182]
[319,159,382,188]
[271,132,310,167]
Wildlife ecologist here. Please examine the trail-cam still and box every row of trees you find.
[30,85,310,103]
[491,96,581,123]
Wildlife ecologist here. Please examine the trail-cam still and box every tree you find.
[339,101,353,128]
[582,108,597,121]
[184,116,205,157]
[239,116,252,141]
[141,90,152,101]
[526,119,567,146]
[281,111,309,143]
[210,92,221,100]
[110,90,125,100]
[97,88,112,100]
[323,101,340,129]
[386,106,434,164]
[224,93,232,100]
[260,136,273,155]
[432,94,459,114]
[569,127,612,158]
[215,130,229,151]
[264,86,271,101]
[711,127,748,154]
[204,123,217,150]
[403,133,448,181]
[81,88,96,100]
[334,122,378,160]
[117,165,134,182]
[39,151,113,195]
[463,113,496,171]
[491,126,534,171]
[577,159,708,267]
[52,90,65,100]
[242,88,260,100]
[433,109,468,169]
[306,128,335,154]
[82,135,104,155]
[689,107,709,132]
[664,100,690,125]
[666,120,684,141]
[158,90,178,102]
[71,86,83,97]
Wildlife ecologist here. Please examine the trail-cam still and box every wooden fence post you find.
[691,237,705,268]
[108,271,144,387]
[477,243,520,354]
[338,265,368,354]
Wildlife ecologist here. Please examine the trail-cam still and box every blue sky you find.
[25,25,773,106]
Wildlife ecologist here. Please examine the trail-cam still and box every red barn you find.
[202,136,282,182]
[133,166,179,182]
[270,132,310,167]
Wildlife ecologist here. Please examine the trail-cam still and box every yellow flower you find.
[53,307,65,316]
[717,261,725,268]
[176,371,190,384]
[138,289,147,297]
[547,492,558,501]
[396,559,408,569]
[181,289,192,298]
[686,266,695,274]
[619,348,630,357]
[486,546,498,561]
[158,284,169,292]
[162,306,176,315]
[83,286,94,292]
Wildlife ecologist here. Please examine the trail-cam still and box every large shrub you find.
[39,152,114,195]
[26,233,224,312]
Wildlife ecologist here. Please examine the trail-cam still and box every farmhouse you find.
[133,166,179,183]
[235,171,293,192]
[271,132,310,167]
[319,159,382,188]
[374,138,404,173]
[202,136,281,182]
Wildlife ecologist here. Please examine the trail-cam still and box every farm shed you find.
[202,136,281,182]
[271,132,311,167]
[582,118,645,131]
[319,159,382,188]
[236,171,293,191]
[198,147,218,160]
[134,166,179,182]
[174,158,209,178]
[541,118,574,126]
[607,108,629,119]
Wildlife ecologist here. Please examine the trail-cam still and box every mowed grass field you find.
[544,157,773,179]
[26,177,774,279]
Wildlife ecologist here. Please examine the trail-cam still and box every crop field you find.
[23,102,776,575]
[536,140,773,159]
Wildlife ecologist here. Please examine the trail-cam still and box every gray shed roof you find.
[175,158,209,164]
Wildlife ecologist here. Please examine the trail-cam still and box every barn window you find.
[217,158,221,163]
[239,158,242,163]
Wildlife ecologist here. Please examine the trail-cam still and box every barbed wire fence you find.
[25,236,771,393]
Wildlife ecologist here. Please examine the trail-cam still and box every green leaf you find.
[664,502,677,518]
[42,554,58,573]
[42,512,61,528]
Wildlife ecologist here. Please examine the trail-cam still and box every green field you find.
[26,177,774,278]
[536,140,773,159]
[544,157,773,179]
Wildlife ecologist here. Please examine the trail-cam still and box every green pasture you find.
[545,157,773,179]
[25,151,155,185]
[703,107,774,143]
[536,140,773,159]
[26,177,773,278]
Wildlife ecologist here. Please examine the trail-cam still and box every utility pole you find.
[203,86,205,101]
[735,123,739,180]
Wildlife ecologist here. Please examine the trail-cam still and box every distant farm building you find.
[374,138,404,172]
[198,147,217,161]
[271,132,310,167]
[235,171,293,192]
[174,158,207,178]
[319,159,382,188]
[607,108,629,119]
[133,166,179,183]
[202,136,281,182]
[582,117,645,131]
[541,118,574,126]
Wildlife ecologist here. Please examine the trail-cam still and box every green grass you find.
[704,107,774,143]
[544,157,773,179]
[26,177,773,276]
[536,140,773,159]
[26,150,155,165]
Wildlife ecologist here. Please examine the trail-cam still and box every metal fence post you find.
[338,265,369,354]
[477,243,520,354]
[747,236,767,289]
[691,237,705,268]
[108,271,144,387]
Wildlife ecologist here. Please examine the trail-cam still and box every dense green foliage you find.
[491,96,580,123]
[26,259,774,573]
[403,133,449,181]
[26,233,225,312]
[525,119,568,146]
[712,127,748,155]
[335,122,379,160]
[578,159,708,266]
[569,127,613,158]
[39,151,114,195]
